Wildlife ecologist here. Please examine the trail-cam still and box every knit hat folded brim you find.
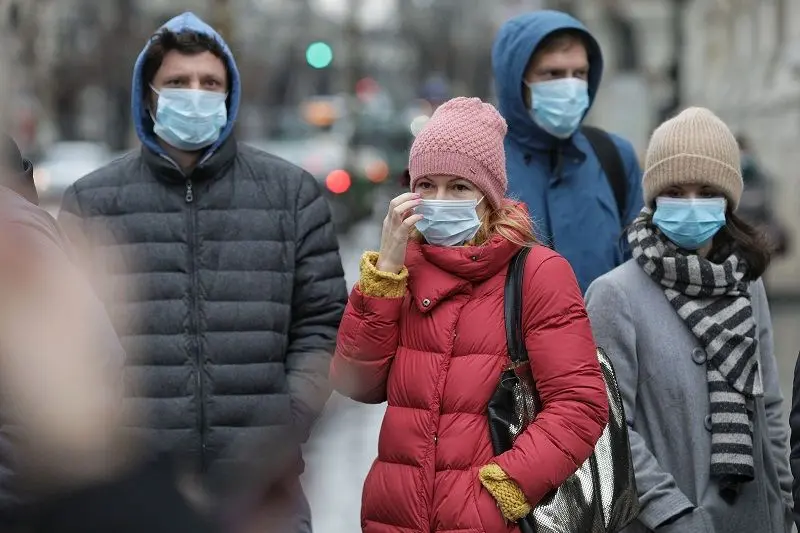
[643,153,742,209]
[409,151,496,199]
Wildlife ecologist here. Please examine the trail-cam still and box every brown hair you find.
[708,210,773,280]
[141,30,227,90]
[534,29,587,56]
[412,201,538,248]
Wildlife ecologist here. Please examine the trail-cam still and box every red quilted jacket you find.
[331,235,608,532]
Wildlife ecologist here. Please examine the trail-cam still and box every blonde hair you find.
[412,201,537,247]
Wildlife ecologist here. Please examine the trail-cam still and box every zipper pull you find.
[185,180,194,203]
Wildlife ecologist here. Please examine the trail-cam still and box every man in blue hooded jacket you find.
[58,13,347,531]
[492,10,643,292]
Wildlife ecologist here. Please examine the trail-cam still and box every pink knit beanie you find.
[408,97,508,210]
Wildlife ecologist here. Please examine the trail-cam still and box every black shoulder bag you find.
[487,247,639,532]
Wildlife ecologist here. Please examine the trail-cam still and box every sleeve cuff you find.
[639,491,695,530]
[358,251,408,299]
[479,463,531,522]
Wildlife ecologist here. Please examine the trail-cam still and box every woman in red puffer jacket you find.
[330,97,609,533]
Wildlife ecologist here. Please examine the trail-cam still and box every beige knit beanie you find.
[643,107,742,209]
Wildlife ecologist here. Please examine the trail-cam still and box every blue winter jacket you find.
[492,10,643,293]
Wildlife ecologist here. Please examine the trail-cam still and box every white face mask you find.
[414,198,483,246]
[150,85,228,151]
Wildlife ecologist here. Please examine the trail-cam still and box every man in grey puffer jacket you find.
[58,13,347,530]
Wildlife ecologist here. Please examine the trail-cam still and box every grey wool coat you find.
[585,260,793,533]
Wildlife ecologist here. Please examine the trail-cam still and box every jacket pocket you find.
[472,467,510,533]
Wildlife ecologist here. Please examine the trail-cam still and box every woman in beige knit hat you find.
[584,107,792,533]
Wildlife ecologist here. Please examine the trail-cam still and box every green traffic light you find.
[306,42,333,69]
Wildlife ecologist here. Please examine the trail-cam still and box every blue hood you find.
[131,12,241,157]
[492,10,603,149]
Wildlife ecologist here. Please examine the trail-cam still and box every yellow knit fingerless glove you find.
[358,251,408,299]
[479,463,532,522]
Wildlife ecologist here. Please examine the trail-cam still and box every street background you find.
[1,0,799,531]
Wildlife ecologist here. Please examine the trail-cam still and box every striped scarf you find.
[628,211,762,494]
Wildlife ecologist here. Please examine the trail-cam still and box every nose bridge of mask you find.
[655,197,726,221]
[416,199,478,221]
[528,78,587,103]
[419,198,477,207]
[152,86,227,110]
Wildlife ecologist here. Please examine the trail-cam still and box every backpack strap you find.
[582,125,627,223]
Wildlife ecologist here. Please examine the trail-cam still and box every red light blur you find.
[355,77,380,101]
[325,169,351,194]
[366,160,389,183]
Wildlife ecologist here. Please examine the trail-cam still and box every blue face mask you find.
[150,86,228,152]
[414,198,483,246]
[652,197,727,250]
[526,78,589,139]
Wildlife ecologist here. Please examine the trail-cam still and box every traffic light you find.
[306,42,333,69]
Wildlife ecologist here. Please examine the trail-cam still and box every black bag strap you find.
[582,125,627,223]
[503,246,533,367]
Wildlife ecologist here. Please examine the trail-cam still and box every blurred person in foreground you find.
[57,11,347,531]
[0,137,205,531]
[586,108,792,532]
[0,135,87,524]
[330,97,608,532]
[0,147,296,533]
[492,10,643,293]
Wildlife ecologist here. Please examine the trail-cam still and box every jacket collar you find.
[141,135,238,184]
[406,235,521,313]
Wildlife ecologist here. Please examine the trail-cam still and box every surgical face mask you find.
[652,196,727,250]
[150,86,228,152]
[414,198,482,247]
[526,78,589,139]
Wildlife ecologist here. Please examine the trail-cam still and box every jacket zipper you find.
[185,178,206,470]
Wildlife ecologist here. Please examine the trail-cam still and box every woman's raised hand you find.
[376,192,423,274]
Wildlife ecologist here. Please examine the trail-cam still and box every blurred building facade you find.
[11,0,502,150]
[681,0,799,293]
[563,0,799,294]
[2,0,798,291]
